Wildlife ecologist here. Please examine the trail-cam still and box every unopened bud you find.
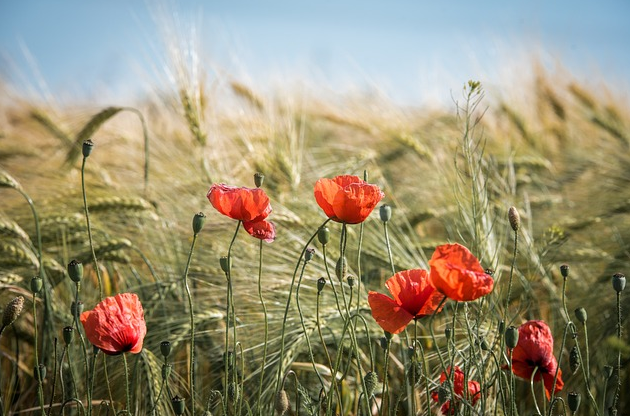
[67,260,83,283]
[192,212,206,234]
[220,256,232,274]
[380,336,388,351]
[317,226,330,246]
[171,395,185,415]
[254,172,265,188]
[335,256,347,280]
[560,264,570,279]
[505,326,519,349]
[30,277,43,294]
[364,371,378,397]
[275,390,290,415]
[2,296,24,328]
[82,140,94,158]
[508,206,520,231]
[612,273,626,293]
[479,337,489,351]
[568,391,581,413]
[574,307,587,324]
[379,204,392,222]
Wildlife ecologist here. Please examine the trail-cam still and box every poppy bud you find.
[30,276,43,294]
[220,256,231,274]
[574,307,587,324]
[62,326,74,345]
[612,273,626,292]
[560,264,570,279]
[485,268,495,277]
[347,275,355,287]
[67,260,83,283]
[160,340,172,358]
[335,256,346,280]
[317,277,326,293]
[384,331,393,341]
[171,395,185,415]
[71,301,84,319]
[2,296,24,329]
[305,248,315,263]
[317,226,330,246]
[379,336,388,351]
[479,337,489,351]
[364,371,378,397]
[604,365,614,379]
[34,363,46,381]
[508,206,520,231]
[569,345,581,374]
[498,320,505,334]
[379,204,392,223]
[162,363,172,380]
[254,172,265,188]
[505,326,519,349]
[568,391,581,413]
[192,212,206,234]
[444,326,452,340]
[274,390,290,415]
[82,140,94,158]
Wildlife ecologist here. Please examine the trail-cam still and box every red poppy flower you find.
[428,243,494,302]
[207,184,272,222]
[367,269,444,334]
[80,293,146,355]
[313,175,384,224]
[509,320,563,399]
[243,220,276,243]
[431,366,481,415]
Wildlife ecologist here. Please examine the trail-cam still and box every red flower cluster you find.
[509,320,564,398]
[431,366,481,415]
[367,269,444,334]
[314,175,384,224]
[80,293,146,355]
[207,184,276,242]
[429,243,494,302]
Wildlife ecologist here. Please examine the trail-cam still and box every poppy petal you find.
[542,369,564,399]
[243,220,276,243]
[332,182,384,224]
[367,291,414,334]
[314,178,343,220]
[207,184,271,222]
[384,269,443,317]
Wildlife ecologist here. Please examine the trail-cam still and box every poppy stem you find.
[505,220,518,318]
[316,280,340,408]
[31,292,45,416]
[256,239,269,416]
[382,220,396,276]
[123,353,131,415]
[530,367,542,415]
[72,283,91,415]
[611,290,622,413]
[81,155,104,302]
[380,337,392,416]
[224,220,241,412]
[183,225,201,416]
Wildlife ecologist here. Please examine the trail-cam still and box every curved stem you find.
[530,367,541,416]
[81,156,104,301]
[183,230,200,416]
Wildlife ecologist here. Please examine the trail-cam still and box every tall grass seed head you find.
[67,259,83,283]
[62,326,74,345]
[2,296,25,328]
[171,395,185,415]
[254,172,264,188]
[568,391,581,413]
[379,204,392,222]
[560,264,570,279]
[0,169,21,190]
[192,212,206,234]
[274,390,290,415]
[30,276,43,294]
[575,307,587,324]
[505,326,519,349]
[508,206,520,231]
[612,272,626,292]
[317,226,330,245]
[82,139,94,158]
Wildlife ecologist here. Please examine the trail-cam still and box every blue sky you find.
[1,1,629,106]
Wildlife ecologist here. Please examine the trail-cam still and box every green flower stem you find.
[508,348,518,416]
[316,283,340,407]
[295,254,325,389]
[123,353,131,415]
[224,220,241,412]
[428,297,449,375]
[183,227,201,416]
[72,283,91,415]
[59,398,86,415]
[32,293,45,415]
[355,216,365,315]
[102,355,115,413]
[275,219,330,395]
[65,347,79,404]
[573,338,600,416]
[382,221,396,276]
[256,240,269,416]
[46,337,58,416]
[416,338,432,416]
[611,290,622,413]
[488,350,507,415]
[550,275,573,411]
[81,156,104,301]
[379,338,392,416]
[506,224,518,318]
[530,367,541,416]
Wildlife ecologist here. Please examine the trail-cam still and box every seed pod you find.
[67,260,83,283]
[2,296,24,328]
[171,395,185,415]
[364,371,378,397]
[574,307,587,324]
[479,337,490,351]
[317,277,326,293]
[508,206,520,231]
[192,212,206,234]
[505,326,519,349]
[612,273,626,293]
[305,248,315,263]
[560,264,570,279]
[274,390,290,415]
[568,391,581,413]
[569,345,581,374]
[30,277,43,294]
[160,341,172,358]
[254,172,265,188]
[317,226,330,246]
[347,275,355,287]
[62,326,74,345]
[219,256,231,274]
[82,140,94,158]
[335,256,347,280]
[444,326,452,340]
[379,204,392,222]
